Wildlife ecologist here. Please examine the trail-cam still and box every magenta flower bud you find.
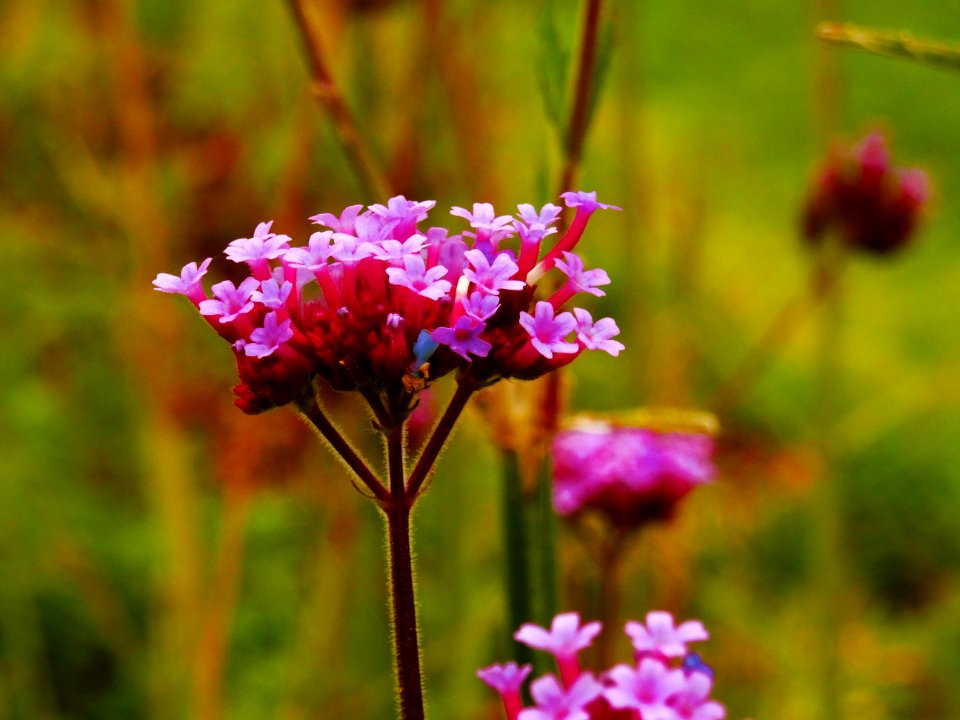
[551,418,715,528]
[801,130,929,256]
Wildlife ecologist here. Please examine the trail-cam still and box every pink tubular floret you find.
[154,191,621,416]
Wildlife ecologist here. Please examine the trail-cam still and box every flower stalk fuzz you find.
[155,192,623,720]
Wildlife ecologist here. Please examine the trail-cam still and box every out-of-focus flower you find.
[154,193,622,419]
[625,611,709,661]
[551,418,716,528]
[515,612,603,686]
[801,131,929,255]
[480,611,726,720]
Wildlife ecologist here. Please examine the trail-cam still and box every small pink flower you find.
[573,309,624,357]
[519,674,603,720]
[284,231,337,271]
[199,277,260,324]
[153,258,212,305]
[515,612,601,686]
[309,203,364,233]
[560,191,622,214]
[554,252,610,297]
[386,255,452,300]
[669,672,726,720]
[430,316,491,360]
[244,312,294,358]
[478,662,533,720]
[625,611,709,659]
[519,302,578,359]
[451,202,515,235]
[226,221,291,278]
[463,249,525,295]
[604,658,686,717]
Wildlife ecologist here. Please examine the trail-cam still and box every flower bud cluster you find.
[801,132,928,255]
[552,419,716,529]
[479,611,726,720]
[154,192,622,418]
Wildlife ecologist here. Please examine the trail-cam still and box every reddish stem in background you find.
[557,0,605,198]
[286,0,392,200]
[296,390,389,504]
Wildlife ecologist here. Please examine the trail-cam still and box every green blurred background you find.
[3,1,960,718]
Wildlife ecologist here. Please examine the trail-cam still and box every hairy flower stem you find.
[385,427,425,720]
[406,380,475,499]
[297,391,389,504]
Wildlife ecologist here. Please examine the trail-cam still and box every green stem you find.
[385,427,425,720]
[500,449,534,666]
[595,528,629,668]
[534,460,559,626]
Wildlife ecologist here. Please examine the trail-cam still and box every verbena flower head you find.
[551,417,716,528]
[154,193,621,420]
[480,611,726,720]
[801,131,929,256]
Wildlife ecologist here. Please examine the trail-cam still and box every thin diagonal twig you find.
[556,0,605,199]
[818,22,960,72]
[286,0,393,199]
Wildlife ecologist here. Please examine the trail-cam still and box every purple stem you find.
[385,426,425,720]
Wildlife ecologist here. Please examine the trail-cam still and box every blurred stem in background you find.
[818,22,960,73]
[812,5,844,718]
[98,0,206,716]
[593,526,630,667]
[812,237,847,720]
[488,0,611,667]
[500,449,534,668]
[286,0,392,200]
[707,263,833,419]
[194,486,253,720]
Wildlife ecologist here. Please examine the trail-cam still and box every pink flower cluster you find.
[552,420,716,528]
[479,611,726,720]
[154,192,622,416]
[802,131,928,255]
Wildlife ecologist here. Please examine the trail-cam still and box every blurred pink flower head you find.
[154,193,622,418]
[551,418,716,528]
[802,130,929,256]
